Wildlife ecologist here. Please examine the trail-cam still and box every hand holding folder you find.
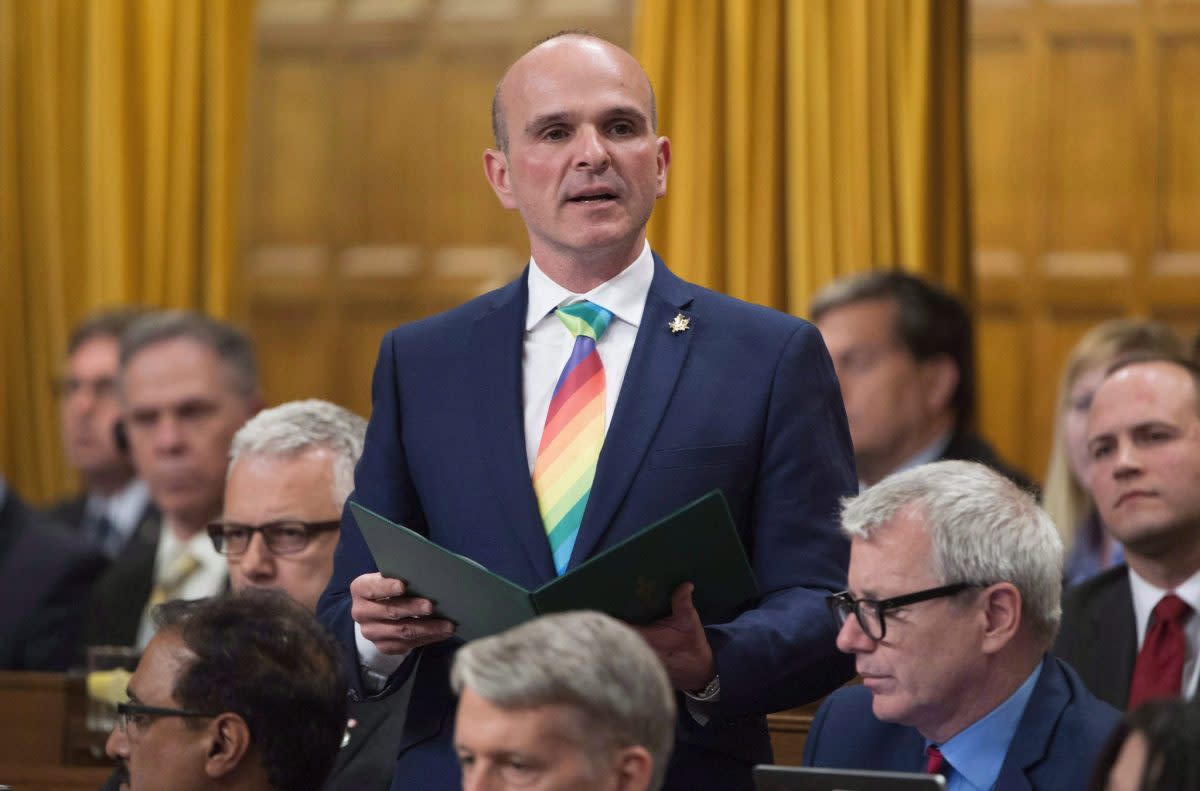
[351,489,760,642]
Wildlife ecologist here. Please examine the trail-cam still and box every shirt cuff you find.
[682,675,720,726]
[354,620,408,693]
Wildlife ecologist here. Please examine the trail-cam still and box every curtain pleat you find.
[635,0,970,314]
[1,0,255,502]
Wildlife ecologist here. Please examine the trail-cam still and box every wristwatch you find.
[691,674,721,701]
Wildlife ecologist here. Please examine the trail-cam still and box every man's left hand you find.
[634,582,716,693]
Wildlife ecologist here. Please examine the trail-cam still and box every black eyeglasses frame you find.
[206,519,340,557]
[826,581,992,642]
[115,701,218,732]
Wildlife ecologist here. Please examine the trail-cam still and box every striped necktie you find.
[533,301,613,575]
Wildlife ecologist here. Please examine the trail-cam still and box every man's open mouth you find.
[568,192,617,203]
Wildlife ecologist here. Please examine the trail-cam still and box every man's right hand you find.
[350,572,455,654]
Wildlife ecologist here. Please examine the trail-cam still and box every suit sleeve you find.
[706,322,856,718]
[802,694,835,766]
[317,331,430,676]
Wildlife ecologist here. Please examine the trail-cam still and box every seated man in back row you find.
[451,610,676,791]
[804,461,1119,790]
[210,398,408,791]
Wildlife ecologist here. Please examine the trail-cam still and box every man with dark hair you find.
[810,271,1031,489]
[320,31,854,791]
[85,310,262,650]
[1056,354,1200,709]
[49,307,156,557]
[105,590,348,791]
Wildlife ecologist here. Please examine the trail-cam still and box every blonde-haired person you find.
[1043,319,1183,584]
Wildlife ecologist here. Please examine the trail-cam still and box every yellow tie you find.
[147,550,201,609]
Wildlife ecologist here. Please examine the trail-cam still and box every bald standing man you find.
[318,32,856,791]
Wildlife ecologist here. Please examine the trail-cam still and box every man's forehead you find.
[500,36,653,113]
[1090,362,1199,426]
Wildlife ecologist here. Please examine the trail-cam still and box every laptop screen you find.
[753,765,946,791]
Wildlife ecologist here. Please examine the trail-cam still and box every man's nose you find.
[105,723,128,761]
[574,125,610,171]
[239,532,276,581]
[151,415,186,454]
[1113,440,1142,479]
[834,611,875,655]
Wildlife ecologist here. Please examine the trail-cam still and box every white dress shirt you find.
[135,520,228,649]
[354,243,655,688]
[1128,566,1200,700]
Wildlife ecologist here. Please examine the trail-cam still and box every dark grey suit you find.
[1054,564,1138,709]
[83,510,162,649]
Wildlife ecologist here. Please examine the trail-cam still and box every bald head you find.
[491,33,657,153]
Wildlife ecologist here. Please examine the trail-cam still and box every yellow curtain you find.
[634,0,970,313]
[0,0,255,503]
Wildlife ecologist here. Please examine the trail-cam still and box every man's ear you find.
[979,583,1022,655]
[919,355,959,415]
[654,136,671,198]
[483,149,517,209]
[612,744,655,791]
[203,713,253,780]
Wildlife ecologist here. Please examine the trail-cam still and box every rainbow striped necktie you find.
[533,300,613,575]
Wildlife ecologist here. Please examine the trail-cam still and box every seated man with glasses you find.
[105,590,347,791]
[802,460,1119,790]
[207,399,408,791]
[210,399,366,612]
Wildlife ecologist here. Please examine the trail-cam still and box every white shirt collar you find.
[1128,565,1200,645]
[86,479,151,530]
[524,241,654,332]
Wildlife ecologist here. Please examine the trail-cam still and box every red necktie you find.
[1127,593,1193,711]
[925,745,947,775]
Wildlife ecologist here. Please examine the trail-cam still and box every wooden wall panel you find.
[975,314,1028,471]
[971,38,1032,258]
[1046,36,1137,252]
[970,0,1200,482]
[1157,36,1200,255]
[249,56,333,242]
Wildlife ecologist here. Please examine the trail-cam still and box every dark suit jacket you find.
[803,655,1121,791]
[318,256,858,791]
[47,492,89,532]
[83,509,162,648]
[1054,564,1138,709]
[940,430,1036,493]
[0,490,105,670]
[47,490,158,547]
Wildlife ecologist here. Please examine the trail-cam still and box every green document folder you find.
[350,489,760,642]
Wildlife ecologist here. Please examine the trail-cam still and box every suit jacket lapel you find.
[1095,572,1137,706]
[568,255,695,567]
[470,272,556,581]
[994,656,1066,791]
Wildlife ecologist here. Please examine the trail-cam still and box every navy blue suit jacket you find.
[803,655,1121,791]
[0,490,105,670]
[318,256,857,791]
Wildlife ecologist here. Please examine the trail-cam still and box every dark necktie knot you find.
[1152,593,1192,625]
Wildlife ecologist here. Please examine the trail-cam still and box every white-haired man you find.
[212,399,367,612]
[803,461,1119,790]
[206,399,405,791]
[451,610,676,791]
